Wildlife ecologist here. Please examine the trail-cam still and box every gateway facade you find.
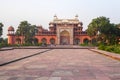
[7,15,91,45]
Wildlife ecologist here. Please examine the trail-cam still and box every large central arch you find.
[60,30,70,45]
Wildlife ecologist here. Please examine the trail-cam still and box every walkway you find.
[0,49,120,80]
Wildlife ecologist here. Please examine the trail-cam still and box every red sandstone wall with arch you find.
[35,35,57,44]
[9,35,91,45]
[74,35,91,44]
[15,36,24,44]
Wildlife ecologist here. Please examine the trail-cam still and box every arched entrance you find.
[83,38,89,44]
[50,38,55,44]
[41,38,47,44]
[60,30,70,45]
[16,38,21,44]
[74,38,80,45]
[41,38,47,46]
[34,38,38,44]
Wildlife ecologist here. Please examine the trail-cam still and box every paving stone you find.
[8,77,18,80]
[26,65,48,69]
[0,76,10,80]
[35,77,49,80]
[0,49,47,64]
[0,71,7,75]
[8,77,36,80]
[0,49,120,80]
[52,70,73,77]
[61,77,74,80]
[49,77,61,80]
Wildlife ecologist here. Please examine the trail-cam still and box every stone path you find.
[90,49,120,61]
[0,49,49,65]
[0,49,120,80]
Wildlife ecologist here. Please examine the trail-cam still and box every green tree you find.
[101,24,116,44]
[16,21,37,44]
[100,23,120,45]
[87,16,110,36]
[0,23,4,37]
[115,24,120,43]
[87,16,120,45]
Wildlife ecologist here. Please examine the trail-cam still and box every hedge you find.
[98,45,120,54]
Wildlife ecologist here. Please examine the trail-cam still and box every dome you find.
[54,14,58,19]
[75,14,78,19]
[37,25,42,28]
[8,26,14,31]
[78,24,81,27]
[50,24,54,27]
[80,22,83,26]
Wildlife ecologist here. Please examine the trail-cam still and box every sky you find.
[0,0,120,38]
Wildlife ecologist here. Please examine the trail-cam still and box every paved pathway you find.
[0,49,120,80]
[0,49,48,64]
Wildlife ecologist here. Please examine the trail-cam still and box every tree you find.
[115,24,120,43]
[100,23,120,45]
[0,23,4,37]
[87,16,110,36]
[87,16,120,45]
[16,21,37,44]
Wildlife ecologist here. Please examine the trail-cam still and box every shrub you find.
[22,43,33,46]
[113,46,120,54]
[0,43,10,48]
[98,45,105,50]
[80,43,88,46]
[0,43,2,48]
[19,43,42,46]
[104,46,114,52]
[35,43,42,46]
[98,45,120,54]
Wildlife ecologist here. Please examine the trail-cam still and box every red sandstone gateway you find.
[7,15,91,45]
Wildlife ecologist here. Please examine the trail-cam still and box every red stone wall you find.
[74,35,91,44]
[8,35,91,45]
[8,35,15,45]
[35,35,57,44]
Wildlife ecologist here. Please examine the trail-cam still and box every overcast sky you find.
[0,0,120,38]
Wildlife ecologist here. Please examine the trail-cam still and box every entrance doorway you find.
[50,38,55,45]
[60,30,70,45]
[74,38,80,45]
